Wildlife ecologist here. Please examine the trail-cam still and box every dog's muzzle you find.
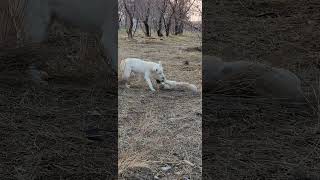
[156,79,163,84]
[156,76,166,84]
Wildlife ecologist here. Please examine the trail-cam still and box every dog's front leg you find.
[144,74,155,92]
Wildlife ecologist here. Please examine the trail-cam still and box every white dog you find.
[120,58,166,91]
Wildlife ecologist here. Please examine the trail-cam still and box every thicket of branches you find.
[119,0,202,38]
[0,0,201,44]
[0,0,27,48]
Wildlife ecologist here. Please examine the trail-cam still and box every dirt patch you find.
[203,0,320,179]
[118,31,202,179]
[0,18,118,179]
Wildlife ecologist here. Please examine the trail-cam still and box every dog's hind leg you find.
[136,73,144,84]
[123,66,131,88]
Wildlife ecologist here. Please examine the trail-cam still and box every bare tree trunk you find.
[157,16,163,37]
[174,16,179,35]
[174,14,184,35]
[156,0,167,37]
[143,20,151,37]
[133,18,138,36]
[163,0,176,37]
[164,13,173,36]
[123,0,134,39]
[143,7,151,37]
[178,21,184,35]
[127,17,133,38]
[173,0,196,35]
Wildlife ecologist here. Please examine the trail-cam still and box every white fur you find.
[160,79,198,93]
[120,58,166,91]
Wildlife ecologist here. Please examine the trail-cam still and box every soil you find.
[0,20,118,179]
[118,31,202,179]
[203,0,320,179]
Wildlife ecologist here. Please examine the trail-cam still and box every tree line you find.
[119,0,201,38]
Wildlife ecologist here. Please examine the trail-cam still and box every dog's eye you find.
[155,69,158,72]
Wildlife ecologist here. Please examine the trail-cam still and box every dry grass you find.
[203,0,320,179]
[0,8,117,179]
[203,95,319,179]
[118,30,202,179]
[0,86,117,179]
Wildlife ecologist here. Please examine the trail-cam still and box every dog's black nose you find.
[156,79,165,84]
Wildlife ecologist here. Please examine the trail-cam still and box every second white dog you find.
[159,79,198,93]
[120,58,166,91]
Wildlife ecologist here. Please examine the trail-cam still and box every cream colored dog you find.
[120,58,166,91]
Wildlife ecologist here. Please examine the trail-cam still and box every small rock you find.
[183,176,190,180]
[161,165,172,172]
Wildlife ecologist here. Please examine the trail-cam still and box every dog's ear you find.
[158,61,162,66]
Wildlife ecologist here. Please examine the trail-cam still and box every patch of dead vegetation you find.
[0,13,118,179]
[118,30,202,179]
[203,0,320,179]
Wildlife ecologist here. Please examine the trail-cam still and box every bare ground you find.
[118,31,202,179]
[203,0,320,179]
[0,21,118,179]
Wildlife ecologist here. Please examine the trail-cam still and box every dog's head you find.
[153,61,166,82]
